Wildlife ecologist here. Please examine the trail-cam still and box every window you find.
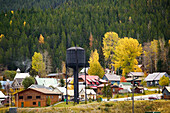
[100,88,101,90]
[33,102,36,105]
[27,96,32,99]
[19,96,23,99]
[36,96,41,99]
[52,96,53,98]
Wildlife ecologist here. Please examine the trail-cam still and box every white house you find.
[119,82,132,93]
[79,88,96,100]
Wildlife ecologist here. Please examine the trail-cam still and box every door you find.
[21,102,24,107]
[38,102,41,107]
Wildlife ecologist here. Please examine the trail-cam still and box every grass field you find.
[11,100,170,113]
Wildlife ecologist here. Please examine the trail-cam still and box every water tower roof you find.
[67,47,84,50]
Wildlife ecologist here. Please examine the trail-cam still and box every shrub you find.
[89,98,92,103]
[105,103,113,107]
[46,96,51,106]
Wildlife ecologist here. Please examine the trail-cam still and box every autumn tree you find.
[159,75,169,87]
[88,49,105,78]
[32,52,46,77]
[89,32,93,49]
[113,37,142,76]
[120,76,127,82]
[103,32,119,68]
[39,34,44,44]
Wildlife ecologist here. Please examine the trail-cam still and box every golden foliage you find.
[39,34,44,44]
[113,37,142,76]
[102,32,119,65]
[10,20,12,25]
[32,52,46,77]
[88,49,105,78]
[11,10,14,14]
[23,21,26,26]
[0,34,4,41]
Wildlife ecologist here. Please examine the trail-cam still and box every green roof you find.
[121,82,131,85]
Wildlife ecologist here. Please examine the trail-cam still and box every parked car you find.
[148,96,158,100]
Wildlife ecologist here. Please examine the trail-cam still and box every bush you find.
[105,103,113,107]
[46,96,51,106]
[89,98,92,103]
[116,94,119,98]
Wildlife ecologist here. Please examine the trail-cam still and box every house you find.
[97,84,119,95]
[15,88,62,107]
[0,80,13,90]
[126,72,144,86]
[12,68,30,90]
[79,67,89,76]
[78,75,101,92]
[119,82,132,93]
[79,88,96,100]
[102,73,121,85]
[144,72,169,86]
[0,91,7,105]
[35,77,59,87]
[14,68,30,79]
[134,86,144,93]
[162,86,170,100]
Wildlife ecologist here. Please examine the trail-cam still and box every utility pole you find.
[131,72,134,113]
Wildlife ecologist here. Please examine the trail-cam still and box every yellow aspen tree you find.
[10,20,12,25]
[32,52,46,77]
[88,49,105,78]
[23,21,26,26]
[11,11,14,14]
[39,34,44,44]
[0,34,4,41]
[113,37,142,76]
[102,32,119,68]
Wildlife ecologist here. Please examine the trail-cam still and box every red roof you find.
[79,75,100,85]
[90,86,97,89]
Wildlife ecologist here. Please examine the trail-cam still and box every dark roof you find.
[15,78,24,83]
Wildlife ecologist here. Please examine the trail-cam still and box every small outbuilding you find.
[162,86,170,100]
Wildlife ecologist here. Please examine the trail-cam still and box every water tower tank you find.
[66,47,85,68]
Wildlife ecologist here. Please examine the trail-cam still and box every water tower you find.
[66,47,85,103]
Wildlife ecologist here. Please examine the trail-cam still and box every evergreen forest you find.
[0,0,169,73]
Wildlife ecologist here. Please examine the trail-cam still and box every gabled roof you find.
[79,88,96,95]
[127,72,144,77]
[79,75,100,85]
[162,86,170,93]
[56,87,66,95]
[0,91,7,99]
[16,88,62,95]
[104,73,120,81]
[144,72,169,81]
[15,78,24,84]
[35,77,59,87]
[14,73,30,79]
